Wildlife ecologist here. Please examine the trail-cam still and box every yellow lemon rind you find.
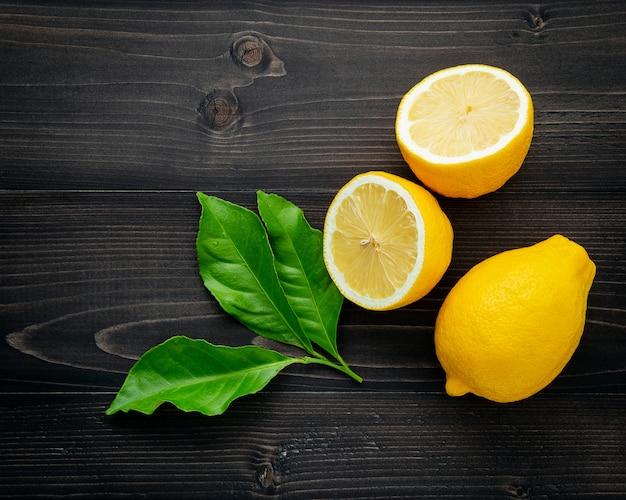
[435,235,596,403]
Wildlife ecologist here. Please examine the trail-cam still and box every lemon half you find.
[323,171,453,311]
[396,64,534,198]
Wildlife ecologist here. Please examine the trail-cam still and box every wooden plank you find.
[2,191,624,394]
[0,392,624,498]
[0,1,624,191]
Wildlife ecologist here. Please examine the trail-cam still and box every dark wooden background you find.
[1,1,624,498]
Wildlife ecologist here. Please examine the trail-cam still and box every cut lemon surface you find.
[323,171,453,311]
[396,64,534,198]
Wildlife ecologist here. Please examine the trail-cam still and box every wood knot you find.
[231,34,270,72]
[197,89,239,131]
[255,462,277,493]
[528,14,545,30]
[525,8,547,31]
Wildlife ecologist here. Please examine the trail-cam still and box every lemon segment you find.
[323,171,453,311]
[396,64,534,198]
[434,235,596,403]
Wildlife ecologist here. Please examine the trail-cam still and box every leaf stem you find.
[337,358,363,383]
[303,354,363,383]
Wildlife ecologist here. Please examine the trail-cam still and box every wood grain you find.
[1,0,625,497]
[1,1,624,192]
[1,393,624,498]
[2,190,625,390]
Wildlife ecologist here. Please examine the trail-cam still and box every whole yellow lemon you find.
[434,235,596,402]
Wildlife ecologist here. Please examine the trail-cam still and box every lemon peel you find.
[435,235,596,402]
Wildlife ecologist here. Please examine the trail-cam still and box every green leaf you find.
[256,191,344,362]
[196,192,313,353]
[106,336,304,416]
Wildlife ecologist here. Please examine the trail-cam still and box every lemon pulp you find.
[329,182,420,300]
[323,171,452,311]
[409,71,521,158]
